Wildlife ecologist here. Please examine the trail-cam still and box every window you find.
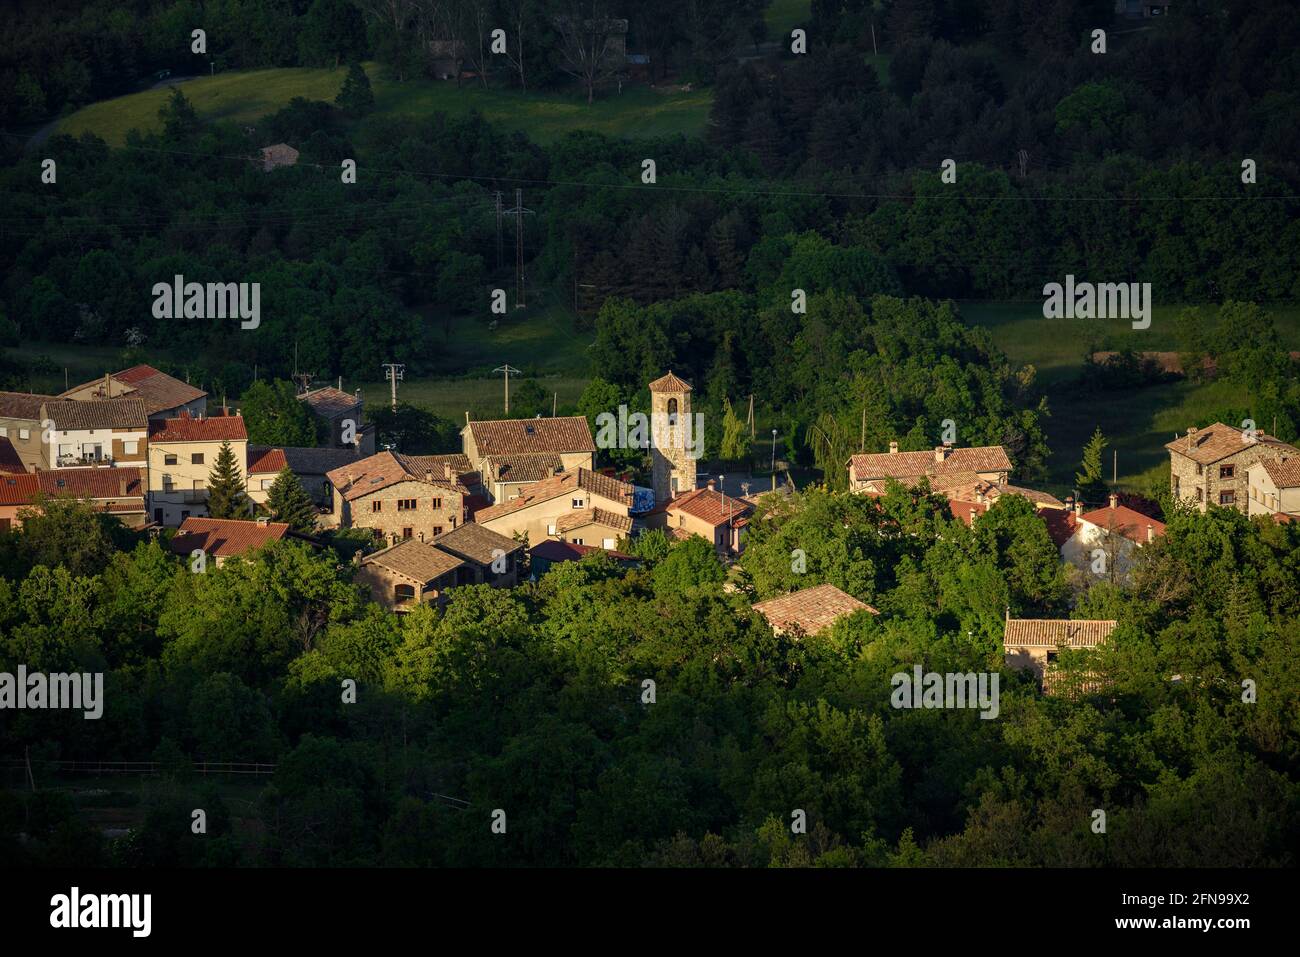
[402,527,413,539]
[181,510,190,520]
[372,501,382,512]
[572,538,584,546]
[1046,651,1059,663]
[0,427,6,437]
[17,429,27,441]
[124,439,138,455]
[260,479,273,490]
[164,454,178,466]
[193,479,206,490]
[397,498,417,511]
[602,538,616,549]
[572,498,584,508]
[433,526,443,536]
[547,523,556,535]
[162,475,174,492]
[430,497,442,510]
[192,453,205,465]
[394,584,416,602]
[153,508,163,522]
[1219,490,1235,505]
[1219,465,1234,479]
[1195,464,1203,476]
[1196,488,1204,502]
[667,397,678,426]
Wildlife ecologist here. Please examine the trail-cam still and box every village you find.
[3,360,1297,699]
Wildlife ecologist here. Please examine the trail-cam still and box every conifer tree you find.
[266,467,318,533]
[1075,427,1109,507]
[206,440,248,519]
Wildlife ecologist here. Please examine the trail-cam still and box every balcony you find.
[56,454,114,468]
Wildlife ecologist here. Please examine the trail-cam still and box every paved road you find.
[24,74,198,152]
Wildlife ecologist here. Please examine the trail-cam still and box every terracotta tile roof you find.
[261,143,300,170]
[1003,619,1117,648]
[930,472,1064,510]
[1037,507,1078,549]
[556,506,634,534]
[247,447,288,474]
[0,467,144,507]
[326,450,463,501]
[1164,422,1298,465]
[62,365,206,416]
[484,453,565,485]
[0,391,58,420]
[1255,455,1300,488]
[658,487,752,528]
[431,522,522,566]
[148,412,247,443]
[361,538,464,583]
[753,584,879,636]
[850,445,1013,483]
[396,453,477,487]
[475,468,633,522]
[467,416,596,456]
[1079,504,1165,544]
[0,473,39,505]
[170,517,290,558]
[298,386,359,418]
[530,539,635,563]
[647,370,693,393]
[42,398,149,431]
[0,438,24,473]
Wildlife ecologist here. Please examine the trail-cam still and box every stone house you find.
[356,539,467,612]
[1165,422,1300,512]
[147,411,248,526]
[42,398,150,470]
[848,442,1012,493]
[555,506,633,549]
[297,384,376,453]
[475,467,633,546]
[0,391,56,471]
[429,522,524,588]
[528,539,639,576]
[1245,455,1300,519]
[326,450,476,545]
[1004,618,1116,695]
[648,371,697,504]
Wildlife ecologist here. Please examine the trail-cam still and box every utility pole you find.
[503,189,533,309]
[493,364,521,414]
[552,392,557,417]
[292,371,314,395]
[1113,449,1117,486]
[860,406,866,452]
[382,362,404,412]
[746,394,754,439]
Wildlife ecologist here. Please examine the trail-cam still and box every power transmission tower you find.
[382,363,405,412]
[493,364,521,414]
[503,189,533,309]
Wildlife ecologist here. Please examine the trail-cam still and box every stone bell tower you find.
[648,371,695,504]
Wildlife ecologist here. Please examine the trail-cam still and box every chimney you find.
[444,462,453,481]
[338,376,342,391]
[256,515,268,526]
[706,479,716,491]
[425,469,433,483]
[1187,426,1197,450]
[889,440,899,455]
[1074,499,1084,519]
[465,411,470,425]
[969,507,977,524]
[1109,493,1118,510]
[119,475,129,496]
[934,445,951,463]
[1146,524,1154,544]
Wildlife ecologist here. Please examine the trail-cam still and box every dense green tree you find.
[266,467,319,533]
[205,441,249,519]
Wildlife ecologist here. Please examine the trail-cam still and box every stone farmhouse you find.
[297,384,375,454]
[325,450,478,545]
[62,365,207,419]
[1166,422,1300,512]
[354,523,524,612]
[643,481,752,558]
[0,391,58,471]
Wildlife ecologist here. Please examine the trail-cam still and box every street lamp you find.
[770,429,778,490]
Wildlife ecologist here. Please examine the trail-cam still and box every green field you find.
[764,0,810,36]
[960,301,1300,492]
[57,63,713,147]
